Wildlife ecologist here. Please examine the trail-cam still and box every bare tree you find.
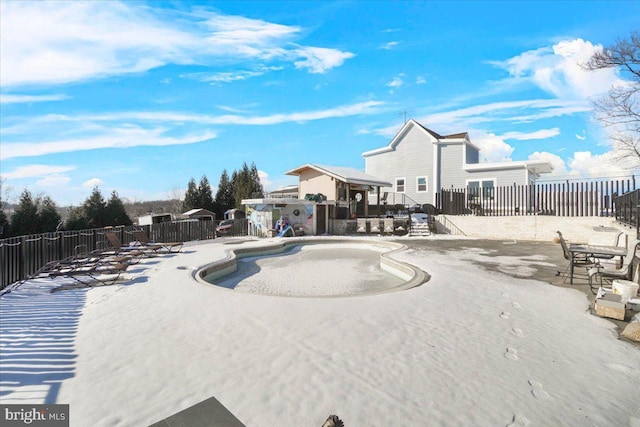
[166,188,184,215]
[583,31,640,168]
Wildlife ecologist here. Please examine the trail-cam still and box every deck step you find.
[409,223,431,237]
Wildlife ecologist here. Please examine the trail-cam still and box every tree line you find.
[0,187,132,237]
[0,161,265,238]
[182,162,264,219]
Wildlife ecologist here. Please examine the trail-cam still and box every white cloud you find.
[568,151,632,177]
[528,151,568,176]
[416,76,426,85]
[1,127,217,160]
[500,128,560,141]
[257,170,272,191]
[387,74,404,87]
[492,38,622,100]
[186,66,283,84]
[1,164,76,179]
[4,101,385,132]
[379,41,399,50]
[575,130,586,140]
[36,175,72,187]
[469,132,514,162]
[0,2,354,87]
[83,178,104,188]
[529,150,635,179]
[0,94,69,104]
[292,47,355,74]
[373,99,586,138]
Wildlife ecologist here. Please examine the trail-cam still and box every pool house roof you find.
[285,163,392,188]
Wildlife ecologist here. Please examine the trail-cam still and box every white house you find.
[362,119,553,206]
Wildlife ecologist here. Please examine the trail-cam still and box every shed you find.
[181,208,216,221]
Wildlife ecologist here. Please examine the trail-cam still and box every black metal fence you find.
[0,219,251,290]
[437,178,637,217]
[614,189,639,238]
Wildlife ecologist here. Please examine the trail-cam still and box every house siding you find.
[298,169,337,200]
[439,143,467,188]
[365,124,435,205]
[465,168,527,186]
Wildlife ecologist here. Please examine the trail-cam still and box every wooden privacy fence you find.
[438,178,638,217]
[0,220,223,290]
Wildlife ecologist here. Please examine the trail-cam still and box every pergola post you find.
[346,183,351,218]
[364,189,369,217]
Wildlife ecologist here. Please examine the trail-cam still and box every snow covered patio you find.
[1,236,639,426]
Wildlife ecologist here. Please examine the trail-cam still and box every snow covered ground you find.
[1,236,639,426]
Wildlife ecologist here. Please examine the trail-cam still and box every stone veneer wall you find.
[434,215,633,243]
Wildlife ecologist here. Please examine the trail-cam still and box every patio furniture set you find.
[556,230,640,294]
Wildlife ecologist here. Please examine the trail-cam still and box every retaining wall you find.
[434,215,633,243]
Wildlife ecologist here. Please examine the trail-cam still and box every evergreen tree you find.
[183,178,198,211]
[232,162,253,209]
[65,206,89,231]
[249,162,265,198]
[214,169,234,218]
[83,187,107,228]
[105,191,133,226]
[197,175,215,212]
[10,189,39,236]
[37,196,61,233]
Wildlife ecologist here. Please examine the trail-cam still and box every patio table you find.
[568,244,627,284]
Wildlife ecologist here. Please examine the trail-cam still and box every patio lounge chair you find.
[104,231,163,257]
[132,230,183,253]
[370,219,382,234]
[48,261,130,288]
[1,253,134,295]
[588,239,640,294]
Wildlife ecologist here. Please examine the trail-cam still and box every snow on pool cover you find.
[196,240,428,297]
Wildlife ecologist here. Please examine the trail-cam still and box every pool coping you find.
[192,237,430,298]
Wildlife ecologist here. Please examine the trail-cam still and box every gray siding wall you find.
[464,168,527,186]
[439,144,466,188]
[365,124,434,205]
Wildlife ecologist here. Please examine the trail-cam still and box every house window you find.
[416,176,428,192]
[395,177,405,193]
[467,179,495,200]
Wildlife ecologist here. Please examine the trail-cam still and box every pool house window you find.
[467,179,495,200]
[416,176,428,192]
[395,177,405,193]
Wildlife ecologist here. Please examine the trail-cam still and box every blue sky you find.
[1,1,639,206]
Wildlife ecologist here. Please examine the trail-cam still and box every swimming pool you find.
[195,239,428,298]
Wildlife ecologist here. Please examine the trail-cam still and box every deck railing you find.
[613,189,639,238]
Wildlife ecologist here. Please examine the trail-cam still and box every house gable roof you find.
[361,118,475,157]
[286,163,392,187]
